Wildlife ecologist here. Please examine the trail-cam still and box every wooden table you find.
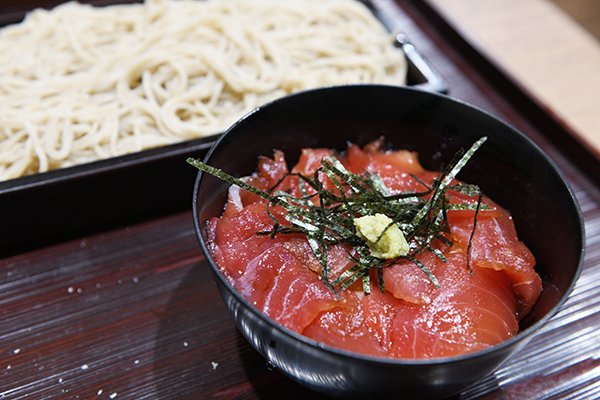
[1,1,599,399]
[430,0,600,158]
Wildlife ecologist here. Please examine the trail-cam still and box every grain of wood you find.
[429,0,600,156]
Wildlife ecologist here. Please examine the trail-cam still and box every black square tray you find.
[0,2,447,256]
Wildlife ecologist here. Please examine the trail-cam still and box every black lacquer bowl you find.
[192,85,584,399]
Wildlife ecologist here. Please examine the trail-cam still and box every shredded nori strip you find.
[187,137,488,295]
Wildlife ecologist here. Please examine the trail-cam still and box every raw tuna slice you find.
[207,143,542,359]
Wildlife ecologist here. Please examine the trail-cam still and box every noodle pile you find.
[0,0,407,180]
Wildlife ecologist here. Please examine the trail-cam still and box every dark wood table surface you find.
[2,1,599,399]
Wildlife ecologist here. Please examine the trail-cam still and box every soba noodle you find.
[0,0,407,180]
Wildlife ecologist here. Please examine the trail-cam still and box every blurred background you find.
[432,0,600,157]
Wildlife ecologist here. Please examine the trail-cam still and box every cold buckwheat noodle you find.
[0,0,407,180]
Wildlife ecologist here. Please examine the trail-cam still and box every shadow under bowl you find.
[192,85,584,399]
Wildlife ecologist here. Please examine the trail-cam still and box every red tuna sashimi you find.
[303,287,403,357]
[388,252,520,358]
[448,207,541,317]
[211,214,345,332]
[235,242,348,332]
[206,209,273,279]
[305,250,519,358]
[293,148,335,175]
[223,150,289,217]
[347,142,540,316]
[345,142,432,193]
[208,143,542,359]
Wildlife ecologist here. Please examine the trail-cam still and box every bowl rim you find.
[192,84,585,367]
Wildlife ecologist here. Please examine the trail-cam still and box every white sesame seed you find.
[109,392,117,399]
[211,362,218,370]
[81,364,89,370]
[67,287,74,293]
[97,389,103,395]
[13,348,20,354]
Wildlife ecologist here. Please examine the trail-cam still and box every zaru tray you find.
[0,1,446,256]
